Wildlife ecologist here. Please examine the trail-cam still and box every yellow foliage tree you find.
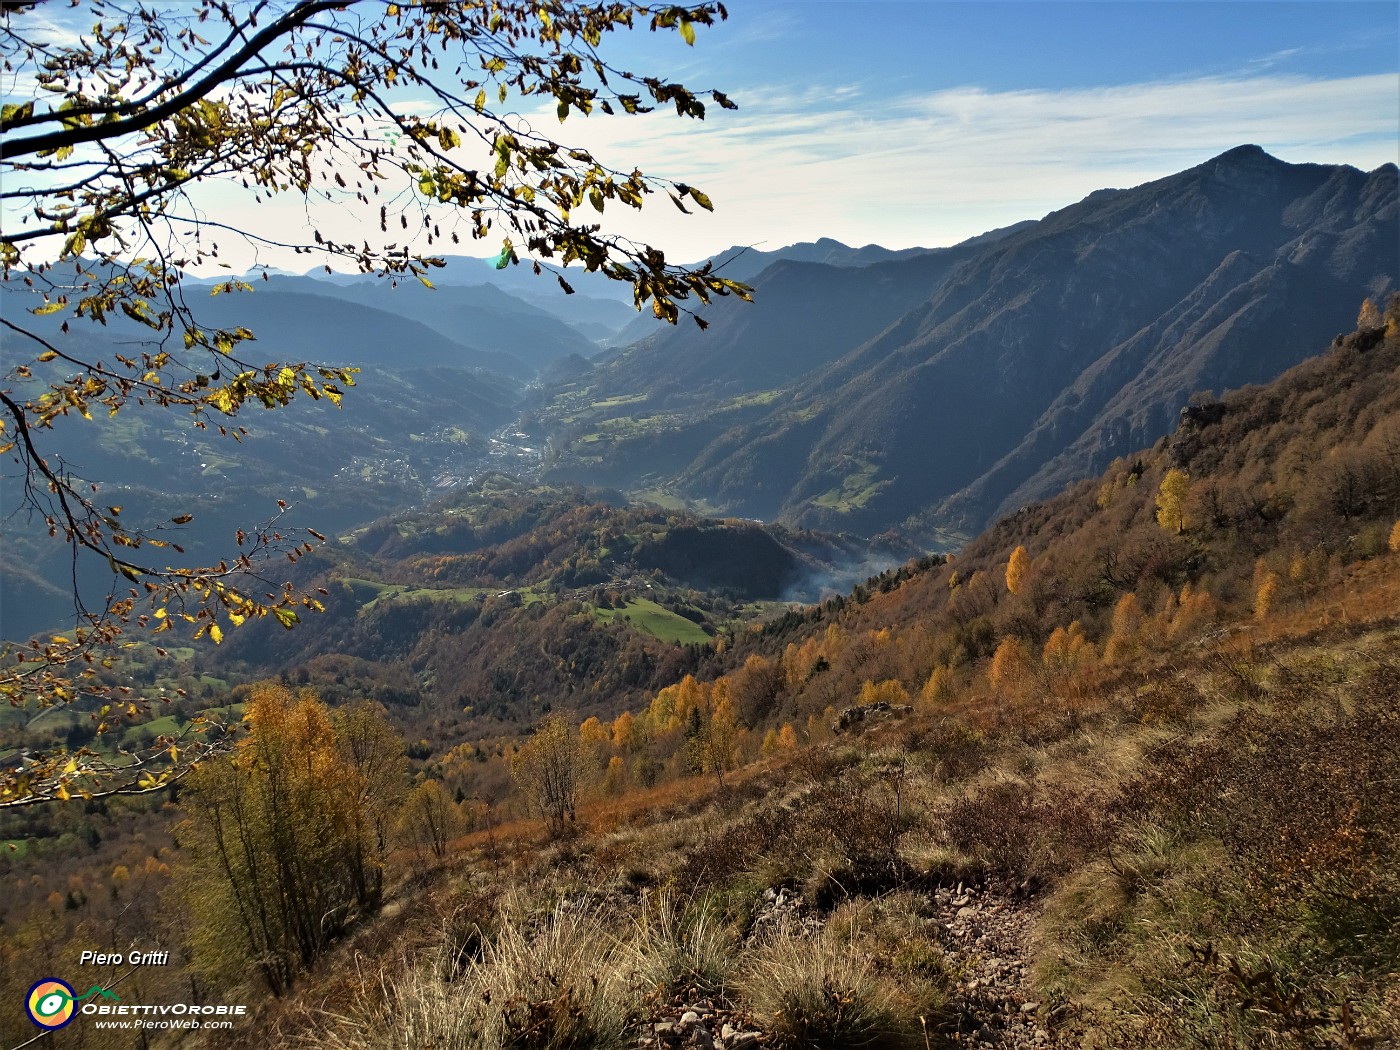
[1160,582,1216,643]
[398,779,464,862]
[1006,545,1029,594]
[1103,592,1143,664]
[857,678,911,706]
[1155,468,1192,534]
[694,695,740,787]
[610,710,638,752]
[920,665,955,706]
[1254,571,1282,621]
[602,755,627,795]
[777,723,800,750]
[1389,519,1400,553]
[510,714,587,835]
[178,684,404,994]
[334,700,410,907]
[1042,621,1094,676]
[989,637,1031,695]
[580,716,609,746]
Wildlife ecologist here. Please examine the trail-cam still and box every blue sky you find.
[547,0,1400,259]
[704,2,1397,94]
[6,1,1396,269]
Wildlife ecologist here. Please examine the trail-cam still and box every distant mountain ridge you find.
[538,146,1399,541]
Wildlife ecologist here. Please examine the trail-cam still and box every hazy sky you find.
[6,1,1397,270]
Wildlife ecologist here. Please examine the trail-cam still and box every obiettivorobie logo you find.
[24,976,248,1033]
[24,979,119,1029]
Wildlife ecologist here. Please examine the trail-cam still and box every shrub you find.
[941,780,1110,881]
[738,921,945,1050]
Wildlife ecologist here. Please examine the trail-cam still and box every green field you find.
[339,576,559,614]
[629,488,722,516]
[814,460,884,512]
[591,598,712,645]
[119,702,245,749]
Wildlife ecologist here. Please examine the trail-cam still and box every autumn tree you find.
[398,779,465,862]
[920,665,955,706]
[691,691,739,788]
[333,700,408,906]
[1155,468,1192,534]
[988,636,1031,696]
[0,0,747,805]
[857,678,911,707]
[510,713,587,834]
[1005,545,1028,594]
[1103,591,1143,664]
[1253,565,1282,621]
[177,684,405,994]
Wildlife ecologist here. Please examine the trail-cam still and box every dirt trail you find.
[932,883,1056,1048]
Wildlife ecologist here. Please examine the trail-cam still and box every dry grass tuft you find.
[625,892,739,1003]
[304,903,643,1050]
[736,905,947,1050]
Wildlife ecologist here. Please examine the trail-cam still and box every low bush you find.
[737,911,947,1050]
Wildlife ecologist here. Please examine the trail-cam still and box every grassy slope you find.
[221,310,1400,1050]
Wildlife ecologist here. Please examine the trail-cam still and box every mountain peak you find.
[1212,143,1278,166]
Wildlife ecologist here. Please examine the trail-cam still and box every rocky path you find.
[932,883,1054,1049]
[637,1004,763,1050]
[634,882,1054,1050]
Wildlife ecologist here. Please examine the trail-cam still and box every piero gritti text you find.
[79,950,170,966]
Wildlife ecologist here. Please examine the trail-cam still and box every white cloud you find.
[130,70,1400,273]
[514,71,1399,259]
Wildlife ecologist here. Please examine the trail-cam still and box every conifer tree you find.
[1006,545,1029,594]
[178,685,404,993]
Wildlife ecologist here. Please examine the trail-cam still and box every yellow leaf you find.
[209,623,223,645]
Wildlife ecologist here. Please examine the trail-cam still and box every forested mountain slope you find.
[541,147,1398,543]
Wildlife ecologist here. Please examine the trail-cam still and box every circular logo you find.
[25,978,76,1030]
